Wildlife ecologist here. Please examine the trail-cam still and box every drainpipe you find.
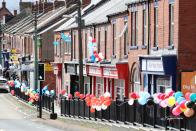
[147,0,151,55]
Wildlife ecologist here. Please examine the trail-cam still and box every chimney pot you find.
[2,1,6,8]
[14,10,17,16]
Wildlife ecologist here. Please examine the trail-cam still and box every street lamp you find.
[77,0,84,93]
[33,10,42,118]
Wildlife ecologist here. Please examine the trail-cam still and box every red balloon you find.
[104,99,111,106]
[99,96,105,101]
[11,90,15,96]
[90,94,95,98]
[90,108,95,113]
[68,94,73,99]
[185,92,191,101]
[160,94,166,100]
[75,91,80,97]
[130,92,138,99]
[61,89,66,95]
[180,101,186,109]
[79,94,85,99]
[86,101,91,107]
[85,96,90,102]
[92,39,96,43]
[86,94,90,98]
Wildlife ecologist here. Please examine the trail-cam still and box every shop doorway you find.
[70,75,79,95]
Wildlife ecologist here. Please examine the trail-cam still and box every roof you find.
[55,0,131,32]
[26,4,77,34]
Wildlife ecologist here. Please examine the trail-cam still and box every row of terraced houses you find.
[2,0,196,101]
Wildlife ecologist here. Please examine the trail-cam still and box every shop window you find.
[96,77,104,97]
[133,68,141,93]
[104,27,107,59]
[84,77,90,94]
[98,28,101,53]
[115,79,125,100]
[143,74,148,92]
[156,76,171,93]
[73,33,76,59]
[85,32,88,58]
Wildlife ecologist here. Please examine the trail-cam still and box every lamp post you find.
[33,10,41,118]
[77,0,84,93]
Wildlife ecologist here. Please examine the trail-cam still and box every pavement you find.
[0,92,167,131]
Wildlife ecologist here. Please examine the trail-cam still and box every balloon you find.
[190,93,196,102]
[68,94,73,99]
[160,99,168,108]
[104,99,111,106]
[92,39,96,43]
[99,96,105,101]
[138,97,147,105]
[129,92,139,99]
[11,90,15,96]
[174,92,183,100]
[177,97,185,104]
[185,92,191,101]
[96,106,102,111]
[172,105,182,116]
[104,92,111,98]
[90,55,96,63]
[90,94,95,98]
[86,94,90,98]
[165,89,174,96]
[101,104,108,110]
[184,108,195,118]
[79,94,85,99]
[61,89,66,95]
[50,90,55,96]
[90,108,95,113]
[180,100,187,112]
[86,101,91,107]
[45,90,50,95]
[128,98,134,105]
[167,96,176,107]
[75,91,80,97]
[28,101,33,105]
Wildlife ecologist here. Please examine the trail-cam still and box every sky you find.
[0,0,55,13]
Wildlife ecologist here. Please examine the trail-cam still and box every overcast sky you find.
[0,0,55,13]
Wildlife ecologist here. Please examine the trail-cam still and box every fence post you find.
[50,96,57,120]
[116,98,118,123]
[68,98,71,117]
[124,97,127,124]
[142,105,146,127]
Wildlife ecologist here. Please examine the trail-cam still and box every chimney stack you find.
[2,0,6,8]
[14,10,17,16]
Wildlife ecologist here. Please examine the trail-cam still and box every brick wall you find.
[178,0,196,71]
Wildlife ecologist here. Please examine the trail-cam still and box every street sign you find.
[38,63,45,81]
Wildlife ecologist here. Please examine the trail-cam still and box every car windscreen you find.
[0,80,7,83]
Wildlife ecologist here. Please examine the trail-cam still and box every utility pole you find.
[33,10,42,118]
[77,0,84,93]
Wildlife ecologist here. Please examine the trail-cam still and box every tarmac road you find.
[0,92,63,131]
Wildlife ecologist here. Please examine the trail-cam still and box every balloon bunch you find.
[7,80,15,87]
[27,89,39,105]
[128,89,196,118]
[84,92,112,113]
[88,37,104,63]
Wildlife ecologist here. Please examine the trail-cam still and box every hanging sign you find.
[181,72,196,94]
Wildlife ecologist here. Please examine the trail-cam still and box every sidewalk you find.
[9,94,164,131]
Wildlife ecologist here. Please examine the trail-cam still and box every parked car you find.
[0,77,9,92]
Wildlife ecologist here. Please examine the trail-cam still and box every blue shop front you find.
[139,55,177,94]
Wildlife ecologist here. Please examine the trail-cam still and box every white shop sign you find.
[88,66,102,76]
[146,60,164,72]
[103,67,118,78]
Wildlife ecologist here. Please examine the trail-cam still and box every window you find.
[124,21,129,55]
[96,77,104,97]
[73,33,76,59]
[115,79,125,100]
[104,28,107,59]
[131,11,138,46]
[85,32,88,58]
[169,4,174,46]
[154,7,158,47]
[98,28,101,52]
[64,40,71,54]
[112,23,116,55]
[84,77,90,94]
[143,9,147,46]
[156,76,171,93]
[132,68,141,93]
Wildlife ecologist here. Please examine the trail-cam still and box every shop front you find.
[86,62,129,100]
[181,71,196,94]
[65,62,78,95]
[139,55,177,94]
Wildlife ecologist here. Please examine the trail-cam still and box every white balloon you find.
[96,106,102,111]
[45,90,50,95]
[101,104,108,110]
[104,92,111,98]
[128,98,134,105]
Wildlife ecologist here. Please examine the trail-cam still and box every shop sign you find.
[77,65,87,75]
[181,72,196,94]
[45,63,53,72]
[88,66,102,76]
[103,67,118,78]
[142,59,164,72]
[66,65,76,74]
[21,64,34,71]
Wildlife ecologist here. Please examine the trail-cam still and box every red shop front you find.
[86,63,129,100]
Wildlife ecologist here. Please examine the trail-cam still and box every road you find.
[0,93,64,131]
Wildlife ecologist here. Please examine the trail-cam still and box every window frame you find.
[124,19,129,55]
[142,9,147,46]
[112,23,116,56]
[154,7,159,47]
[169,4,174,47]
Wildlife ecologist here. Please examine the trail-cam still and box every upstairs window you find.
[112,22,116,55]
[143,9,147,46]
[169,4,174,46]
[124,17,129,55]
[154,7,158,47]
[131,11,138,46]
